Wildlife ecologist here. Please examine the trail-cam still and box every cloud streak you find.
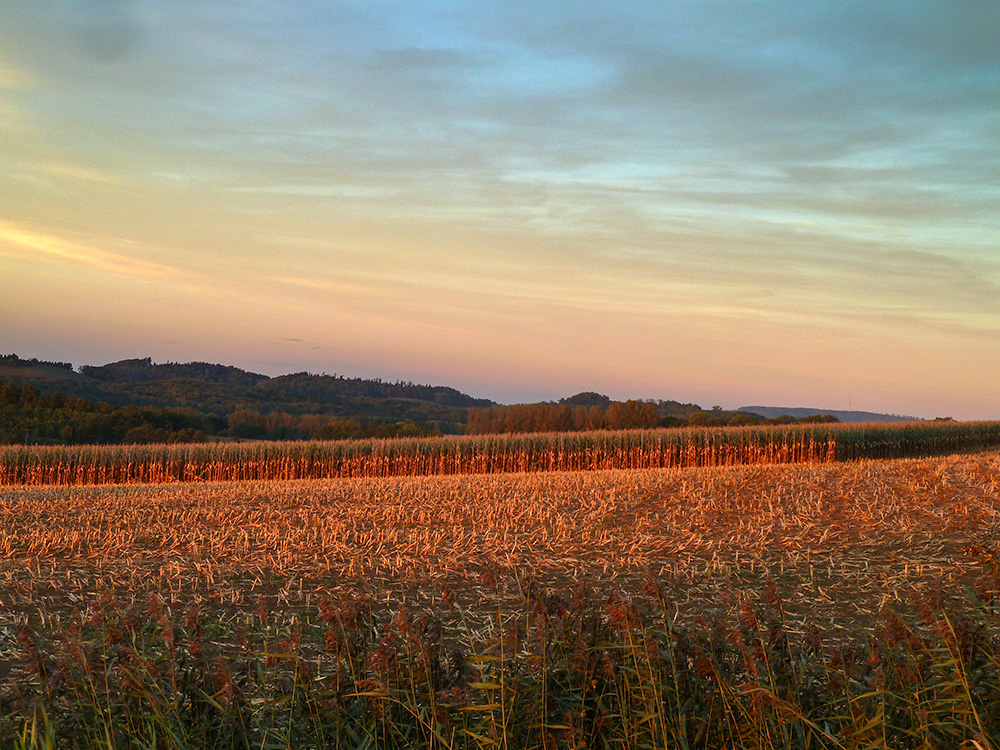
[0,222,192,281]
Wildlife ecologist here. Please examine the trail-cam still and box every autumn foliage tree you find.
[604,400,660,430]
[467,399,660,435]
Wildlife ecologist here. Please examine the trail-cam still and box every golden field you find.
[2,451,998,633]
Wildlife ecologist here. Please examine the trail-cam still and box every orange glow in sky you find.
[2,3,999,419]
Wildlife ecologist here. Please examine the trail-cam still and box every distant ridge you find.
[3,353,926,431]
[739,406,920,424]
[80,357,269,387]
[0,354,493,435]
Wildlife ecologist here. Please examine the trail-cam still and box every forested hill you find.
[739,406,919,423]
[80,358,269,387]
[2,354,490,406]
[5,353,912,446]
[0,354,492,437]
[257,372,493,408]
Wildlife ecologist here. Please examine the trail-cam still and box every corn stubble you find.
[2,449,1000,747]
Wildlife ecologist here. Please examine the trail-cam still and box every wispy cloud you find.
[0,221,191,280]
[37,160,116,184]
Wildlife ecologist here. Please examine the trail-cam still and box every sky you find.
[2,1,999,419]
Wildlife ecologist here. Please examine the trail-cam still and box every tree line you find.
[467,400,663,434]
[0,353,74,371]
[2,370,839,445]
[468,401,839,434]
[226,409,436,441]
[0,383,437,445]
[0,383,208,445]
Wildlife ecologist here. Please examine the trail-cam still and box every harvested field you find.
[3,451,1000,747]
[2,451,998,635]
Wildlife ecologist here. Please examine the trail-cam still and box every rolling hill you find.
[738,406,920,423]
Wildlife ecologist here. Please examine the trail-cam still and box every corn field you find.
[3,420,1000,486]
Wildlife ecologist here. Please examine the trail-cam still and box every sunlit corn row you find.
[0,425,834,486]
[1,452,997,586]
[2,420,999,486]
